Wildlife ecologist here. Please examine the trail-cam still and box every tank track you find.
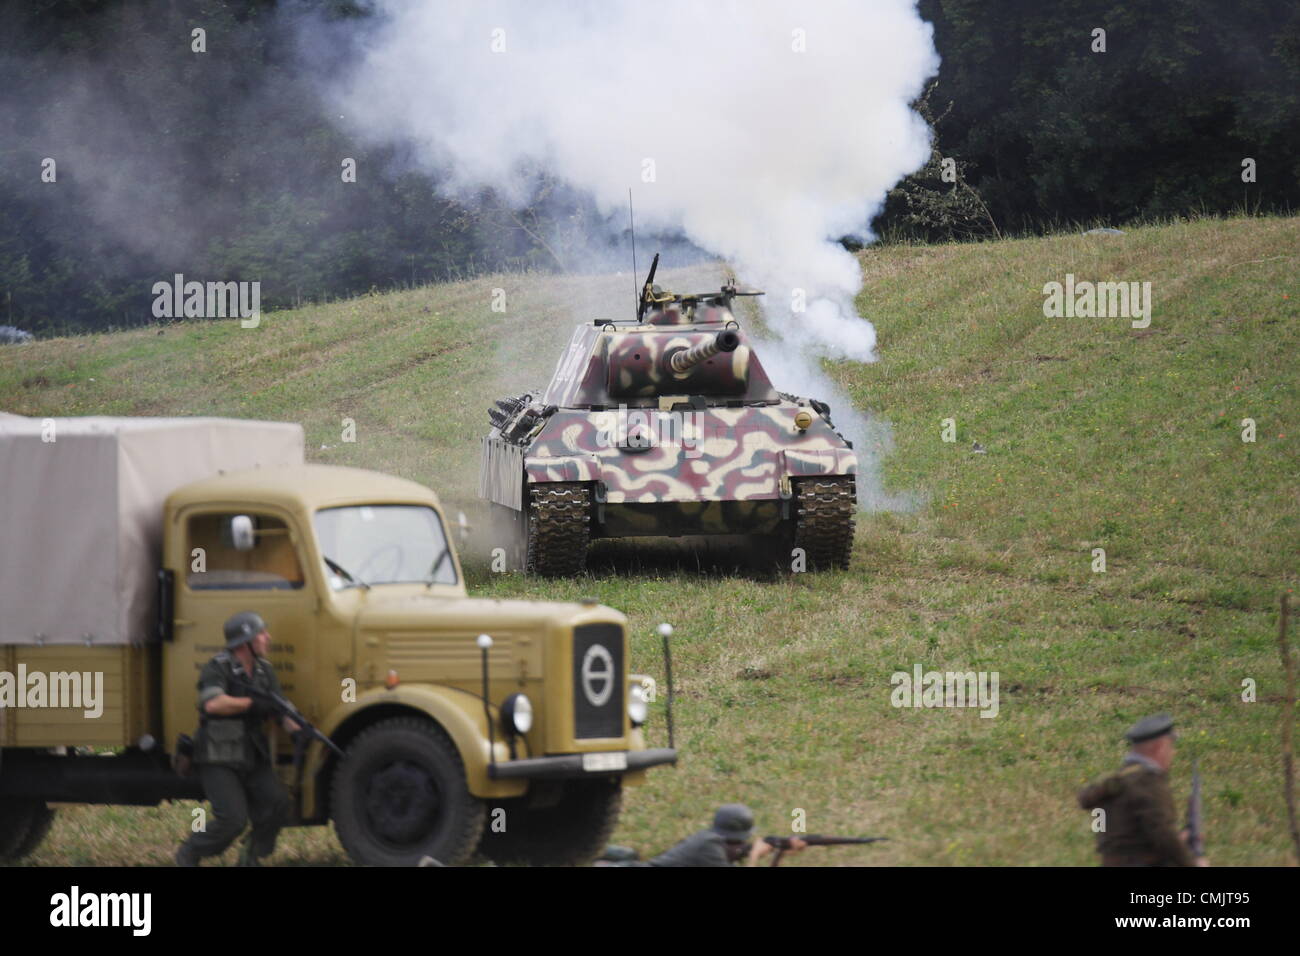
[791,476,856,571]
[526,482,591,576]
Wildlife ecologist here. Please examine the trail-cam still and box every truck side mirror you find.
[224,515,257,551]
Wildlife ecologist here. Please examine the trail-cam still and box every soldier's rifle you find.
[236,682,346,760]
[763,834,889,867]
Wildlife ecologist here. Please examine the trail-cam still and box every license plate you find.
[582,752,627,772]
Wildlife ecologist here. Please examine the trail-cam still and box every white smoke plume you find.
[329,0,936,512]
[331,0,937,361]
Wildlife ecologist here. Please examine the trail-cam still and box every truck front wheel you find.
[0,797,56,861]
[478,778,622,866]
[331,718,485,866]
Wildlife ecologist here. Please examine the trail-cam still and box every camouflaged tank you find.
[480,254,858,575]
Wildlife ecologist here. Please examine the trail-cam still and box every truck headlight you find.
[628,684,648,727]
[501,693,533,735]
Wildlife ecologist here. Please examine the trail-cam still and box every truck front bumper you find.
[489,747,677,781]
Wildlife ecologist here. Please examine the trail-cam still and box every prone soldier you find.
[646,804,806,867]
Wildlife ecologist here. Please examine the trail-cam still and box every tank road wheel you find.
[525,482,591,577]
[331,718,485,867]
[477,778,622,866]
[0,797,55,861]
[791,476,857,571]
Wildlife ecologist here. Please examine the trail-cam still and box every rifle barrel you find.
[764,835,888,847]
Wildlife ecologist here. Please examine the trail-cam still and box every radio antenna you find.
[628,187,638,317]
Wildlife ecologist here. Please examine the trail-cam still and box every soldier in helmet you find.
[647,804,807,867]
[1077,714,1208,867]
[175,611,298,866]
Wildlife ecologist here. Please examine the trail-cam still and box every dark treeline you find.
[0,0,1297,337]
[887,0,1300,239]
[0,0,615,337]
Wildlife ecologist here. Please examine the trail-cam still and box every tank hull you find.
[483,403,856,509]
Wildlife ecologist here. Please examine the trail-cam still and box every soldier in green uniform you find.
[1077,714,1208,867]
[647,804,807,867]
[175,612,297,866]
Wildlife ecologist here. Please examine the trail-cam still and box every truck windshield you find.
[314,505,457,589]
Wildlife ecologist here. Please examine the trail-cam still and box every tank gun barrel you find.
[668,329,741,373]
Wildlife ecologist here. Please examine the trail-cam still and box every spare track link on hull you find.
[792,476,856,571]
[526,482,591,576]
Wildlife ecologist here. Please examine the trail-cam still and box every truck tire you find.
[0,798,55,861]
[477,778,622,866]
[331,717,484,867]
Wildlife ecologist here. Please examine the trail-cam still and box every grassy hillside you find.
[2,215,1296,866]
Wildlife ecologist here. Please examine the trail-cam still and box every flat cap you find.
[1125,713,1175,744]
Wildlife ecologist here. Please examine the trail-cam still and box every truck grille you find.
[572,623,624,739]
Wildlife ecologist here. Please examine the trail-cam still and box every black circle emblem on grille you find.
[581,644,614,707]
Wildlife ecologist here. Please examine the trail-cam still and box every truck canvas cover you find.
[0,415,304,646]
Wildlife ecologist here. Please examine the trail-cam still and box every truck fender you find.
[307,685,527,812]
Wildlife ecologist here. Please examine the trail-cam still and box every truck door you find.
[163,507,318,765]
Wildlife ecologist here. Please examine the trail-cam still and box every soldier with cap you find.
[647,804,807,867]
[1077,713,1208,867]
[175,611,298,866]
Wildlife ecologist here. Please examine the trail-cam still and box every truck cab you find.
[163,463,675,865]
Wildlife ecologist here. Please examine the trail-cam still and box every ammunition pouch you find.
[195,717,253,770]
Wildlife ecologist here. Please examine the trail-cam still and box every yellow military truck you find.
[0,415,674,866]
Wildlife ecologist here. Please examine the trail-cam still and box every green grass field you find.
[2,214,1296,865]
